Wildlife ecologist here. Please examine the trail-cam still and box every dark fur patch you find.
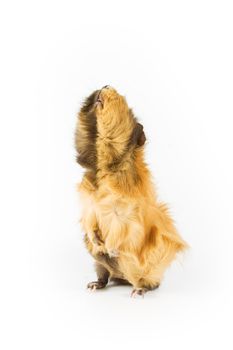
[95,262,110,283]
[75,92,99,171]
[129,122,146,147]
[80,90,99,114]
[76,147,96,170]
[110,277,131,285]
[95,252,119,271]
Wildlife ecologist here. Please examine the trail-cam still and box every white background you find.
[0,1,233,349]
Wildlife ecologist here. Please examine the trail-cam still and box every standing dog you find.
[75,86,187,297]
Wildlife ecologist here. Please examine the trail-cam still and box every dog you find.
[75,86,187,297]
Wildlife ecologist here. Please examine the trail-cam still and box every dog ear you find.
[131,122,146,147]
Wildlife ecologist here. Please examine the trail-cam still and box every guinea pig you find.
[75,86,187,297]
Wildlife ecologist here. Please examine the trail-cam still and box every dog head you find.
[75,86,146,172]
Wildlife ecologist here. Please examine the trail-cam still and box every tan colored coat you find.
[76,87,187,291]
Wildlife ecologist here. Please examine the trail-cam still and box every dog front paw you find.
[108,249,119,258]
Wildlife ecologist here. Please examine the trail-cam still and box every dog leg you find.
[87,262,110,291]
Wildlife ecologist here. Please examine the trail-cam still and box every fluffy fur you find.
[75,86,187,296]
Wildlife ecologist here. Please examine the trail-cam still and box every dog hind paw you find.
[87,280,107,291]
[130,288,147,298]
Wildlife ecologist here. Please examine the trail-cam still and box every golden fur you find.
[76,86,187,295]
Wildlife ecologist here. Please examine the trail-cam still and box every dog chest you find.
[81,188,134,229]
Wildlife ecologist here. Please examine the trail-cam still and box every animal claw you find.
[131,288,146,298]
